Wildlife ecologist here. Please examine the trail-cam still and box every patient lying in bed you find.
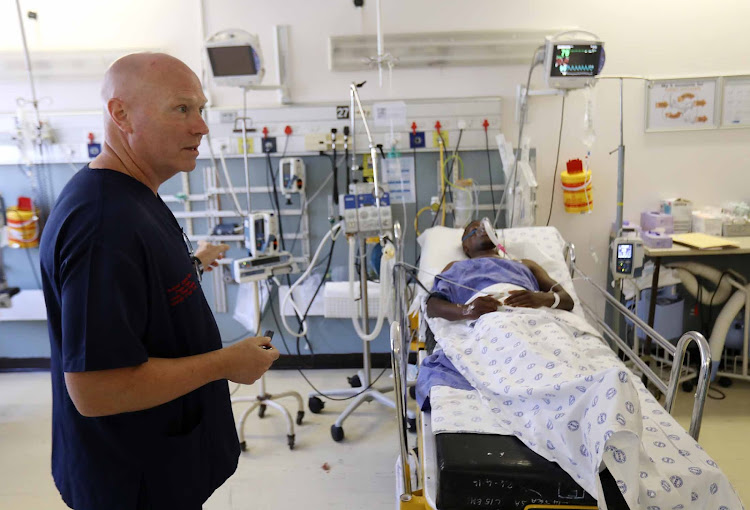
[416,222,742,509]
[426,220,574,320]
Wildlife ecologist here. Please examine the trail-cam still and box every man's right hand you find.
[462,296,502,320]
[63,335,280,417]
[222,335,280,385]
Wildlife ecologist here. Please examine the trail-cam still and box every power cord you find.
[495,46,543,229]
[267,275,389,401]
[707,386,726,400]
[430,130,464,228]
[483,128,498,222]
[412,146,419,263]
[295,239,337,351]
[545,94,566,226]
[708,271,731,325]
[264,151,316,349]
[26,249,42,289]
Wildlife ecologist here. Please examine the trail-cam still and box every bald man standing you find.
[39,53,278,509]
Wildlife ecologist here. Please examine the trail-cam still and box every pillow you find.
[416,226,568,290]
[416,226,467,291]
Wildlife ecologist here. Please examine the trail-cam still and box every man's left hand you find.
[195,241,230,273]
[503,290,552,309]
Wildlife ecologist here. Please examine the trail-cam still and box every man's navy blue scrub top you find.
[40,167,240,510]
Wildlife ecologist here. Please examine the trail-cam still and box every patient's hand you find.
[463,296,502,319]
[503,290,552,309]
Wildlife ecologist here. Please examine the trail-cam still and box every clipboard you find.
[672,233,740,250]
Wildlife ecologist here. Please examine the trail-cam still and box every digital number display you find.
[250,256,280,267]
[550,44,602,78]
[617,244,633,259]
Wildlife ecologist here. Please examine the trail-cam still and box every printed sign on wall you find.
[646,78,719,131]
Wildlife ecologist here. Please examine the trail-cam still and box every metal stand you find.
[310,83,416,442]
[0,238,12,308]
[231,281,305,451]
[309,235,416,442]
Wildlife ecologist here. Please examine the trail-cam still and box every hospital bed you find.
[388,225,743,510]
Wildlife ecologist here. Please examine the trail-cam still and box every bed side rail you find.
[564,242,576,278]
[391,222,415,502]
[572,264,711,440]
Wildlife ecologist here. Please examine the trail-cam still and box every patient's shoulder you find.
[441,261,458,272]
[520,258,540,269]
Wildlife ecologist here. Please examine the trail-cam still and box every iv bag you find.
[453,179,475,228]
[582,85,596,149]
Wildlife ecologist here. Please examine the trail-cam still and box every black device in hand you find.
[261,330,274,349]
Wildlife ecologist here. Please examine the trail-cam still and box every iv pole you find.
[226,33,304,450]
[308,82,415,442]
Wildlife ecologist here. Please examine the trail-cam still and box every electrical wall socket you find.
[219,111,237,124]
[432,130,450,148]
[304,132,344,151]
[210,137,231,154]
[262,137,277,153]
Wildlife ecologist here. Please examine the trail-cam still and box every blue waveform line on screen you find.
[558,64,595,74]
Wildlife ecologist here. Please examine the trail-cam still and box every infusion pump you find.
[279,157,305,198]
[611,236,644,279]
[339,182,392,235]
[244,211,279,259]
[234,211,297,283]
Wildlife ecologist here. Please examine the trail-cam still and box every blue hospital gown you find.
[431,257,540,305]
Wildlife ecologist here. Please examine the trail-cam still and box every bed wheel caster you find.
[331,424,345,442]
[258,403,267,418]
[296,410,305,425]
[681,381,695,393]
[309,396,324,414]
[409,386,416,400]
[240,441,247,452]
[407,417,417,433]
[718,376,733,388]
[288,434,295,450]
[347,374,362,387]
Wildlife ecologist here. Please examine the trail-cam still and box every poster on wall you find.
[645,78,719,132]
[720,76,750,128]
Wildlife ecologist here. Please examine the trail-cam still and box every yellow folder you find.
[672,232,740,250]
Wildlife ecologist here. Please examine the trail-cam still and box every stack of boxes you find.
[640,210,674,249]
[640,199,750,245]
[660,198,692,233]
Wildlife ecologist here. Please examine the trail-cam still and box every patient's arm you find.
[426,295,501,321]
[504,259,574,311]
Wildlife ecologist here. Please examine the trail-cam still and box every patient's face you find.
[462,221,497,257]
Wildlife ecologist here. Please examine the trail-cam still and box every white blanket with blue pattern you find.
[427,304,743,510]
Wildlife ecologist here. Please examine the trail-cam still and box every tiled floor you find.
[0,369,402,510]
[0,369,748,509]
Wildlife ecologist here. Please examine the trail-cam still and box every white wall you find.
[2,0,750,309]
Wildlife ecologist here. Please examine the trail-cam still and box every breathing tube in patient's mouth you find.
[481,217,511,258]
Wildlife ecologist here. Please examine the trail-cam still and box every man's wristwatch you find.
[191,256,204,281]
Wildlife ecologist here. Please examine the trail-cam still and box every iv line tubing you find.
[15,0,41,129]
[493,47,543,230]
[281,222,344,338]
[348,236,392,342]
